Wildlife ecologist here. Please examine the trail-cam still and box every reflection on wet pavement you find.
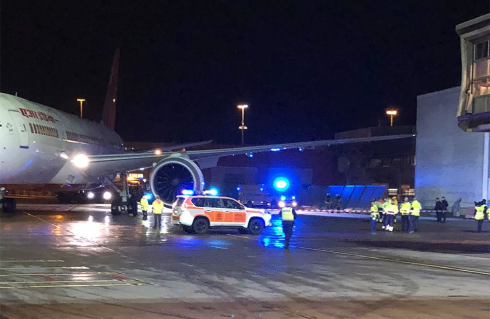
[0,204,489,319]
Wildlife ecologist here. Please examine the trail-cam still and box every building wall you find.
[415,86,489,209]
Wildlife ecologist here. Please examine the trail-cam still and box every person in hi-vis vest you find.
[279,203,297,250]
[140,195,149,221]
[152,195,164,229]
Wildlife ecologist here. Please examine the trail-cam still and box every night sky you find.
[2,1,489,144]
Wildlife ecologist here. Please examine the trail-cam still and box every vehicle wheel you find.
[192,218,209,234]
[128,199,138,216]
[248,218,264,235]
[238,228,249,234]
[1,198,16,213]
[183,226,194,234]
[111,199,122,216]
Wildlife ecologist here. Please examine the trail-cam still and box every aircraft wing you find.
[131,140,213,153]
[83,134,414,178]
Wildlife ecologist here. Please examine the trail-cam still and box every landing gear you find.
[0,188,16,213]
[1,198,16,213]
[109,172,138,216]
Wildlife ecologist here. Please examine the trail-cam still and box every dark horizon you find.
[2,1,489,144]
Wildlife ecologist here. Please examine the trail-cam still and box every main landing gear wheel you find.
[111,199,122,216]
[248,218,264,235]
[192,218,209,234]
[1,198,16,213]
[127,199,138,217]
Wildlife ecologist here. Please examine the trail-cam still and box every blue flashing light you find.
[292,196,296,200]
[236,186,241,192]
[280,196,286,201]
[260,187,264,191]
[182,189,194,196]
[144,192,153,200]
[273,177,290,192]
[204,188,219,196]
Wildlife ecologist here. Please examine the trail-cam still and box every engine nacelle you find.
[149,155,204,205]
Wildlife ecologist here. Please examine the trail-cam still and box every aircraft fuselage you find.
[0,93,124,190]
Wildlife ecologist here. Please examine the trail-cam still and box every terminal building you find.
[456,14,490,132]
[416,87,489,213]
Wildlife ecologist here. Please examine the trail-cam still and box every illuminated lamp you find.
[87,191,95,200]
[278,201,286,208]
[274,177,290,192]
[181,189,194,196]
[103,191,112,200]
[203,188,219,196]
[72,154,89,168]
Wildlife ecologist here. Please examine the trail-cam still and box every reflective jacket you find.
[152,200,164,214]
[281,207,296,221]
[140,197,149,211]
[475,205,486,220]
[411,200,421,216]
[400,202,411,215]
[370,204,379,220]
[385,203,398,215]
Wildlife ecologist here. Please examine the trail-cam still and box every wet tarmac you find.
[0,204,489,318]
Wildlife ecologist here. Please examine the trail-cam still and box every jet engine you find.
[149,155,204,205]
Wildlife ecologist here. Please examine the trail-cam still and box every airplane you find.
[0,50,415,214]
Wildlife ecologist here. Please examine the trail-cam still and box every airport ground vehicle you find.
[172,195,272,235]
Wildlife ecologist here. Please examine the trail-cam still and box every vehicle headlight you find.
[292,201,298,207]
[103,191,112,200]
[87,191,95,200]
[278,201,285,208]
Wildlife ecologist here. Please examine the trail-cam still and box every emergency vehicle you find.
[172,195,272,235]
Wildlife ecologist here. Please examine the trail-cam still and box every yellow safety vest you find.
[152,200,164,214]
[475,205,485,220]
[411,200,421,216]
[370,204,379,220]
[140,197,149,211]
[400,202,411,215]
[281,207,295,221]
[385,203,398,215]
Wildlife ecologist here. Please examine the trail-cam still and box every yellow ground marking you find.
[0,272,118,277]
[228,234,490,277]
[0,279,121,285]
[298,246,490,277]
[0,283,143,289]
[0,260,64,263]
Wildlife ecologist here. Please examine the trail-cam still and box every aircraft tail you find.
[101,49,120,130]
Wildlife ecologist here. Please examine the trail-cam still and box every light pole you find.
[237,104,248,145]
[77,98,86,118]
[386,109,398,127]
